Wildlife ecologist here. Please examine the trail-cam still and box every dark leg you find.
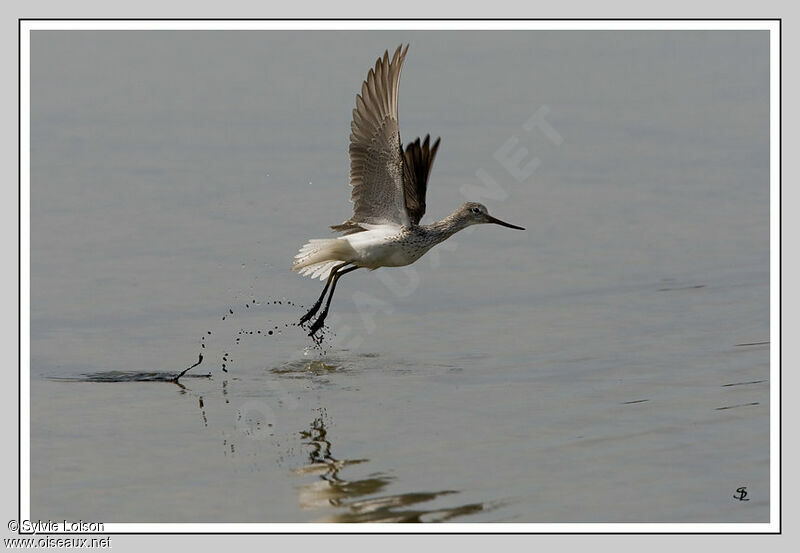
[299,262,350,325]
[308,266,360,335]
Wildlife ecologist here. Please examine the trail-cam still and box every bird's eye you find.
[471,207,480,213]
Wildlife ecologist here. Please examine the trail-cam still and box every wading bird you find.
[293,45,524,335]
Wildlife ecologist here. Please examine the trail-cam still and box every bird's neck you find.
[422,212,471,242]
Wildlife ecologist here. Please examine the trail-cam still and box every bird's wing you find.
[345,44,411,228]
[402,135,441,225]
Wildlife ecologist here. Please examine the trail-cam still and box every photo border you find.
[17,17,781,535]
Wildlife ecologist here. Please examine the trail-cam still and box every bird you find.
[293,44,525,336]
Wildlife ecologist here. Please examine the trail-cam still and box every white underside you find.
[292,223,417,280]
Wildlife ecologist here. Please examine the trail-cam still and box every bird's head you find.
[456,202,525,230]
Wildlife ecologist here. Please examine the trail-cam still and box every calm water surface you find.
[30,31,769,523]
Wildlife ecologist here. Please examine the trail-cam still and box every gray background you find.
[27,30,769,524]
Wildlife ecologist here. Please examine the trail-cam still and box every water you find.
[30,30,770,523]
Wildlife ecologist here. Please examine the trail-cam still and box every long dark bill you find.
[486,215,525,230]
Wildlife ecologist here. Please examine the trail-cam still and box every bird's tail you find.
[292,238,357,280]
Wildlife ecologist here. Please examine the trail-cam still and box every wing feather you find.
[402,135,441,225]
[332,45,411,233]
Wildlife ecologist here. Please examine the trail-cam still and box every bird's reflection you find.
[293,413,485,522]
[167,366,489,522]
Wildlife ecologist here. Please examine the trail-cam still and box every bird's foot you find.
[307,311,328,336]
[299,301,323,325]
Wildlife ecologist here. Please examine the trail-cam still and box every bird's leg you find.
[308,266,359,336]
[299,263,350,325]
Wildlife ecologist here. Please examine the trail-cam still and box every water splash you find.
[181,296,338,380]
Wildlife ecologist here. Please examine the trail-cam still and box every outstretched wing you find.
[402,135,441,225]
[333,45,410,233]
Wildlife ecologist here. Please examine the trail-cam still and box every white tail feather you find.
[292,238,356,280]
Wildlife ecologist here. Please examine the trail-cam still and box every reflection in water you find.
[198,396,208,427]
[293,413,485,523]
